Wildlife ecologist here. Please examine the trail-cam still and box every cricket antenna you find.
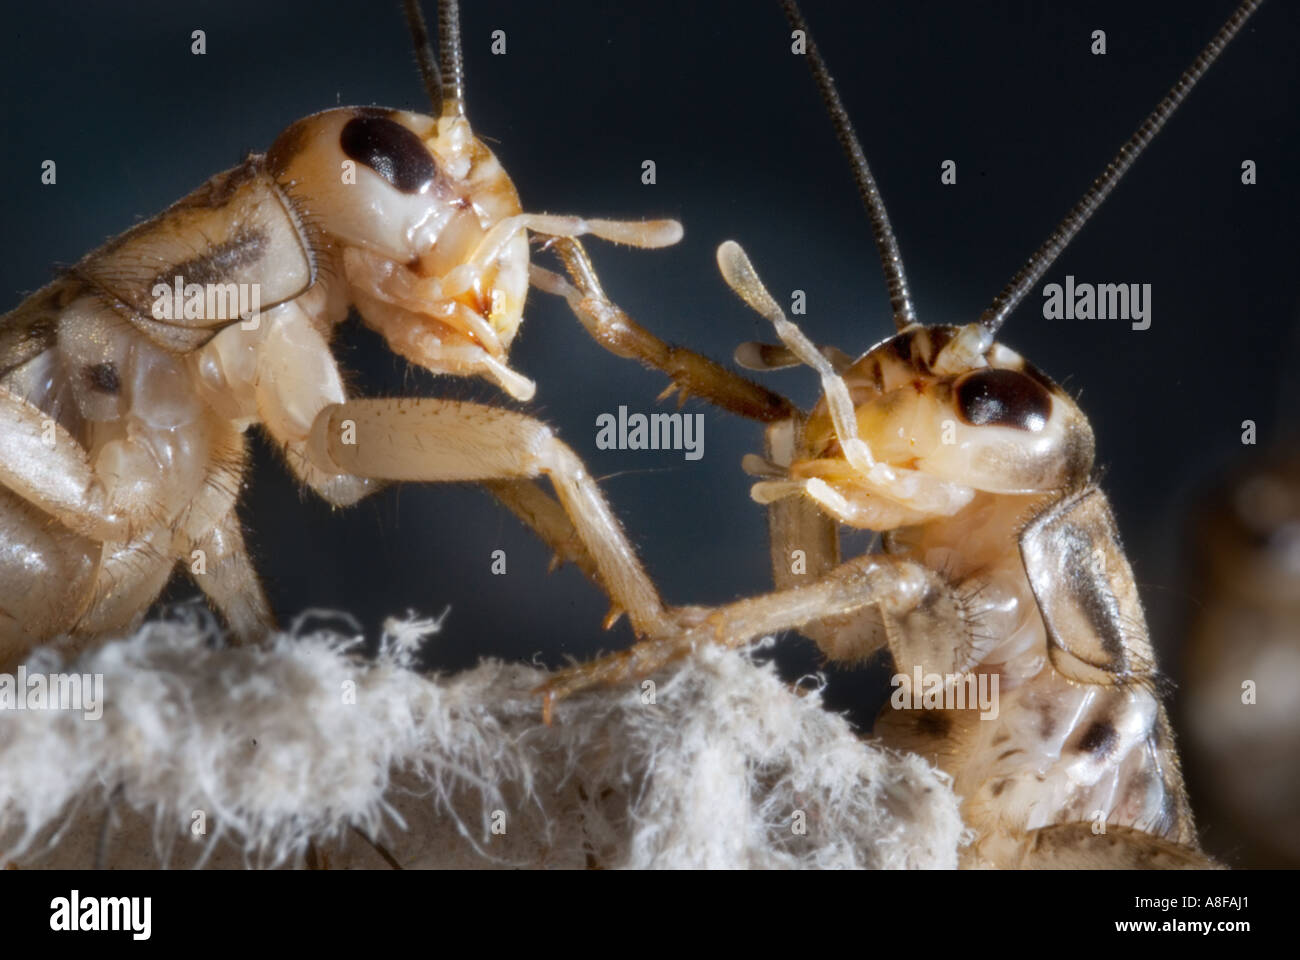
[437,0,466,118]
[979,0,1264,334]
[403,0,443,114]
[781,0,917,332]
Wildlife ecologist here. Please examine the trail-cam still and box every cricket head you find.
[263,0,682,402]
[267,105,534,400]
[754,0,1260,527]
[260,1,540,399]
[719,241,1094,530]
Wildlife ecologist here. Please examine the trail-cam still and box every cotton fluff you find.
[0,613,967,869]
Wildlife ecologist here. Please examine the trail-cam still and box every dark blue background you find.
[3,1,1295,758]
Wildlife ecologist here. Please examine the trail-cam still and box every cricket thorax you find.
[879,490,1195,867]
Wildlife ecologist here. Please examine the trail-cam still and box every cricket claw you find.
[602,606,626,630]
[532,606,719,722]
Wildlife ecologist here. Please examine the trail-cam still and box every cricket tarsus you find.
[541,237,797,423]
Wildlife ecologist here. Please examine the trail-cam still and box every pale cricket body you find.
[0,0,738,669]
[537,0,1267,868]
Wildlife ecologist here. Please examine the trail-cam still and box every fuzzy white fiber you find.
[0,614,967,869]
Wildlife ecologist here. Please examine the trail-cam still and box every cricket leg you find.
[304,398,676,639]
[69,534,175,641]
[481,479,606,590]
[536,550,968,718]
[250,304,608,616]
[185,508,274,642]
[754,417,893,663]
[734,341,854,373]
[0,386,140,541]
[532,237,797,423]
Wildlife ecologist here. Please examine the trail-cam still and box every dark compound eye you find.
[954,368,1051,431]
[340,115,440,194]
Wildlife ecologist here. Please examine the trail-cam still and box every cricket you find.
[0,0,757,670]
[534,0,1275,868]
[0,0,1292,875]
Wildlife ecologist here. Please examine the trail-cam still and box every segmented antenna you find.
[979,0,1264,334]
[438,0,466,118]
[782,0,917,332]
[403,0,442,113]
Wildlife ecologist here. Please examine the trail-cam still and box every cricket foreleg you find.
[756,417,891,659]
[734,340,854,373]
[532,237,796,423]
[537,551,965,716]
[304,398,676,638]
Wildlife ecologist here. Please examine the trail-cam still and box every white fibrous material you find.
[0,614,967,869]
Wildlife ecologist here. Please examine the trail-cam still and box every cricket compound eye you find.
[339,114,442,195]
[954,368,1052,432]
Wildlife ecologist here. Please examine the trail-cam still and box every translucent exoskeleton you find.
[0,0,765,668]
[535,0,1273,868]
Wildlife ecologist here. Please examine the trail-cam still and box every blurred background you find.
[3,1,1297,865]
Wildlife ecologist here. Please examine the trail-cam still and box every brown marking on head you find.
[923,326,954,363]
[996,748,1024,762]
[990,778,1013,798]
[869,358,884,392]
[266,118,312,179]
